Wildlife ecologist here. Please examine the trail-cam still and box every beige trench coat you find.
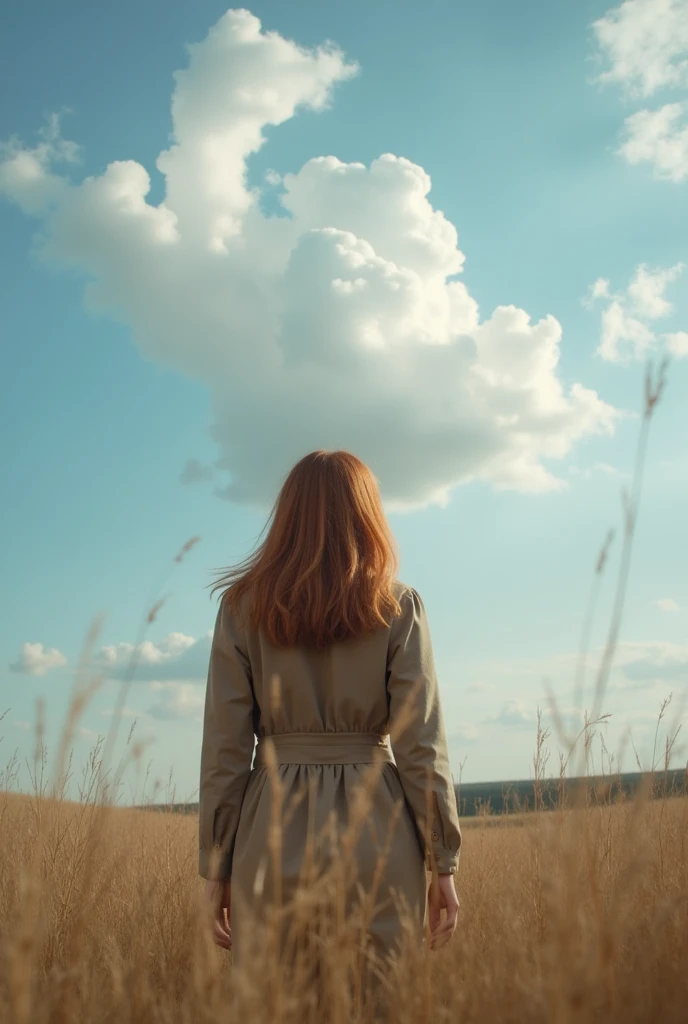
[198,581,462,966]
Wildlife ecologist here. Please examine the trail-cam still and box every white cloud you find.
[654,597,680,612]
[147,681,205,721]
[666,331,688,357]
[592,2,688,181]
[617,641,688,686]
[627,261,684,318]
[100,632,196,665]
[9,641,68,677]
[0,112,81,215]
[588,278,613,301]
[0,9,619,509]
[586,262,686,362]
[98,631,205,682]
[619,102,688,181]
[487,700,535,728]
[599,300,655,362]
[592,0,688,99]
[153,10,359,253]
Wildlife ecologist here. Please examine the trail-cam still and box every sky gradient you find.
[1,0,687,801]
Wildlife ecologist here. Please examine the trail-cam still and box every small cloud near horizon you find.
[617,641,688,688]
[486,700,535,728]
[9,641,68,677]
[97,632,210,683]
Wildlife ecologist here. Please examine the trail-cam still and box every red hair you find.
[207,451,402,648]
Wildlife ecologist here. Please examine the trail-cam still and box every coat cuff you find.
[425,812,461,874]
[425,846,460,874]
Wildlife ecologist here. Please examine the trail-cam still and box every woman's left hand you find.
[204,878,232,950]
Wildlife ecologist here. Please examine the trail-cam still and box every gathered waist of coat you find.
[253,731,394,766]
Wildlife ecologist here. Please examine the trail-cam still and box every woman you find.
[198,450,461,997]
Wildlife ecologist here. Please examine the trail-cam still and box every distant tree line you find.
[454,768,687,817]
[138,768,687,818]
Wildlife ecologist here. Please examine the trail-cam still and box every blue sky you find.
[1,0,687,799]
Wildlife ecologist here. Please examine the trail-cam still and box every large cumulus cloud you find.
[0,8,618,511]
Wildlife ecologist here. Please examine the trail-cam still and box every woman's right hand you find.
[204,878,232,950]
[427,872,460,950]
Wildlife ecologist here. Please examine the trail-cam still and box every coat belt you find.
[253,731,394,766]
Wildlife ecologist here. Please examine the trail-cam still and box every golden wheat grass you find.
[1,768,687,1024]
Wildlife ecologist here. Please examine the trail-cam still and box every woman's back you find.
[198,451,461,1011]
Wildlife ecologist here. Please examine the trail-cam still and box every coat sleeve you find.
[386,586,462,874]
[198,597,256,880]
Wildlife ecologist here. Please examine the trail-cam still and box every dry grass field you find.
[1,765,687,1024]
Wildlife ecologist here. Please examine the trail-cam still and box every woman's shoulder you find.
[218,587,253,633]
[391,579,412,599]
[390,579,424,615]
[391,579,422,598]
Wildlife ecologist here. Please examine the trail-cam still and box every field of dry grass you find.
[1,772,687,1024]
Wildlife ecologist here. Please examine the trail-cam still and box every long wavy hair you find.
[207,450,402,649]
